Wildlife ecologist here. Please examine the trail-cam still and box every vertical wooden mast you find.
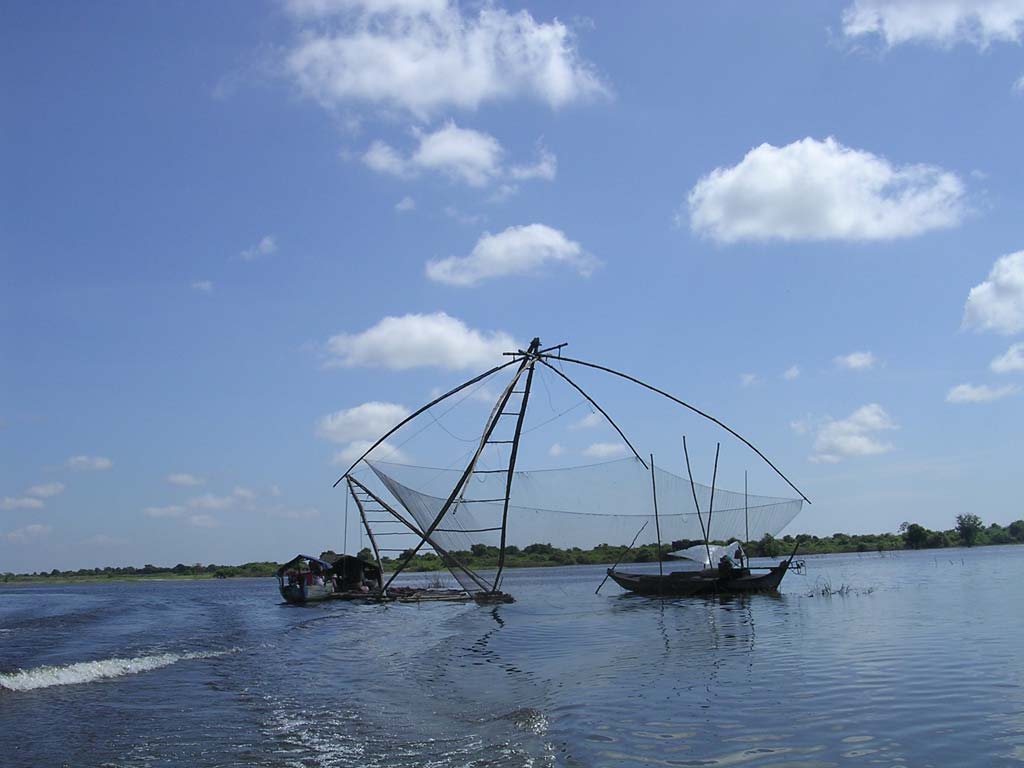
[492,341,539,591]
[379,339,540,594]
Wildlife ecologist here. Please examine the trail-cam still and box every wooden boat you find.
[276,554,382,604]
[607,559,792,596]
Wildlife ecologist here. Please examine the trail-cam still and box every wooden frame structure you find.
[336,337,810,602]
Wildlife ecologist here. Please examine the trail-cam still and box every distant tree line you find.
[5,515,1022,582]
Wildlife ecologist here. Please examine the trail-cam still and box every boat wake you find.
[0,648,236,692]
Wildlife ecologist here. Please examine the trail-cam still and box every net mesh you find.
[366,458,803,591]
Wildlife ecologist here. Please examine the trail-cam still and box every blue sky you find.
[3,0,1024,572]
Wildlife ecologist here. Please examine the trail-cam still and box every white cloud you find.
[233,486,257,500]
[167,473,204,487]
[363,123,554,189]
[583,442,627,459]
[395,195,416,212]
[318,402,411,443]
[509,145,557,181]
[1014,74,1024,92]
[411,122,503,186]
[842,0,1024,48]
[687,137,965,243]
[570,412,602,430]
[187,494,235,511]
[143,505,184,518]
[332,440,409,465]
[806,403,896,463]
[426,224,593,287]
[284,0,607,118]
[740,373,759,387]
[548,442,565,457]
[326,312,515,369]
[26,482,64,498]
[67,455,112,471]
[191,280,214,294]
[963,251,1024,335]
[992,342,1024,373]
[241,235,277,261]
[946,383,1020,403]
[835,351,877,370]
[783,365,801,381]
[188,514,219,528]
[5,523,52,542]
[1,497,45,511]
[364,141,410,176]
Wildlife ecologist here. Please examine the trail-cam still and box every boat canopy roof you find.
[276,554,335,575]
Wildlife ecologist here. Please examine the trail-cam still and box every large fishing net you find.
[365,458,803,591]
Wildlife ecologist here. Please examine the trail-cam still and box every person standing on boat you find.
[719,554,735,577]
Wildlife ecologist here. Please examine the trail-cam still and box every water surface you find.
[2,546,1022,766]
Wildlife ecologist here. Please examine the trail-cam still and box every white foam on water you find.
[0,648,234,692]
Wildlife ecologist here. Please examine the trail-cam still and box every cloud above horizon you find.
[687,137,965,243]
[326,312,516,369]
[284,0,607,118]
[963,251,1024,335]
[946,382,1020,403]
[842,0,1024,48]
[67,455,113,471]
[796,403,897,463]
[426,224,593,286]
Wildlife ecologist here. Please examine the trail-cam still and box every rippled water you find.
[2,546,1023,767]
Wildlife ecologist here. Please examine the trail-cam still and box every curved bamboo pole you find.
[545,354,810,503]
[333,356,522,486]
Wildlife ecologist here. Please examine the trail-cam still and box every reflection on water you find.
[2,546,1024,766]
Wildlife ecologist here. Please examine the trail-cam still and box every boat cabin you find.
[276,553,383,604]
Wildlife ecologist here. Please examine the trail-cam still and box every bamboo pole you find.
[707,442,720,547]
[595,521,648,594]
[333,356,522,486]
[381,341,538,593]
[347,475,491,593]
[537,359,647,469]
[346,477,387,596]
[543,354,810,503]
[650,454,663,581]
[493,354,537,591]
[682,436,713,569]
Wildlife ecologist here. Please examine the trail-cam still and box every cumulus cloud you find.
[233,486,257,500]
[992,342,1024,373]
[26,482,65,498]
[318,402,411,443]
[548,443,565,457]
[143,505,184,518]
[363,123,555,189]
[946,383,1019,403]
[191,280,214,294]
[241,235,277,261]
[963,251,1024,335]
[1,497,45,511]
[835,351,877,370]
[783,365,801,381]
[326,312,516,369]
[67,455,112,471]
[5,523,52,542]
[804,403,897,463]
[583,442,627,459]
[284,0,607,118]
[167,473,204,487]
[842,0,1024,48]
[687,137,965,243]
[395,195,416,212]
[426,224,593,286]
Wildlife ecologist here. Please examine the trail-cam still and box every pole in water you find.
[650,454,664,582]
[595,521,648,595]
[682,436,713,569]
[344,490,349,555]
[744,469,749,568]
